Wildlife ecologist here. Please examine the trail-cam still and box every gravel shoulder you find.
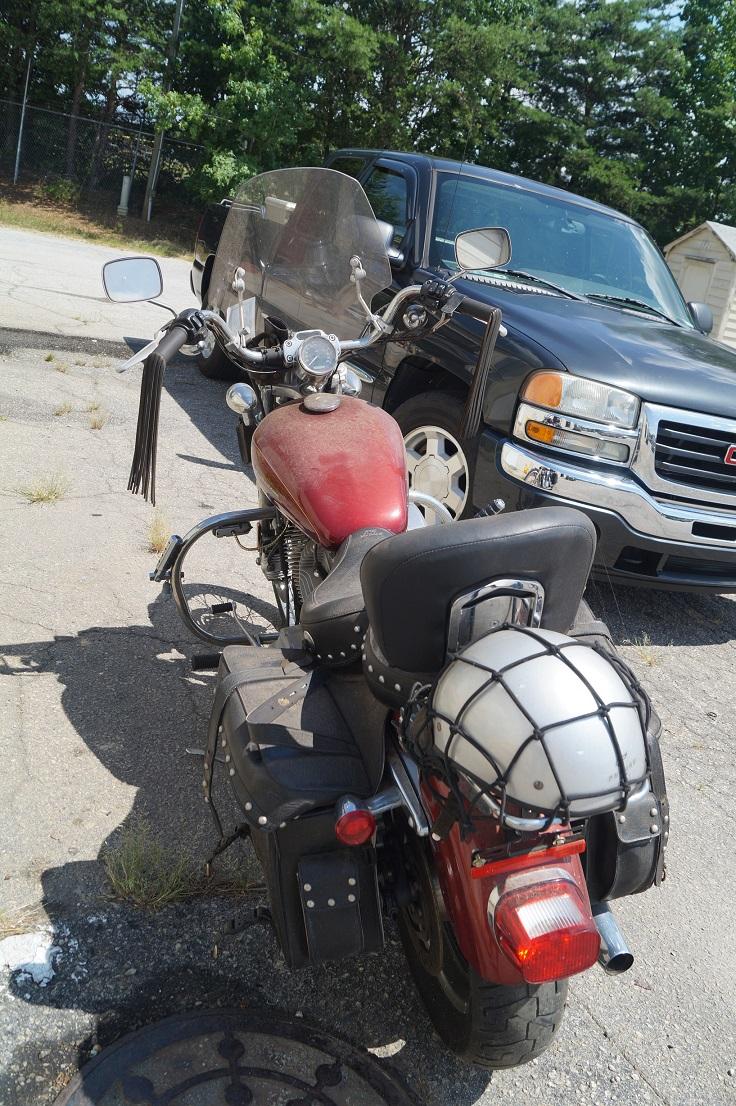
[0,322,734,1106]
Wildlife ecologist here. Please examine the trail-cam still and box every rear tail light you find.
[335,806,376,846]
[490,862,599,983]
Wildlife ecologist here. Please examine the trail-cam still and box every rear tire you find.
[393,391,474,522]
[397,833,567,1069]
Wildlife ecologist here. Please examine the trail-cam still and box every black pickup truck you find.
[192,149,736,591]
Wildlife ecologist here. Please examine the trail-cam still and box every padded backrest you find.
[360,507,596,673]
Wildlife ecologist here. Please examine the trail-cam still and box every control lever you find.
[475,499,506,518]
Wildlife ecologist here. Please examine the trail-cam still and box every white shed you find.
[664,221,736,348]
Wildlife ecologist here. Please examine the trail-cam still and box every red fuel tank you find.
[251,396,408,548]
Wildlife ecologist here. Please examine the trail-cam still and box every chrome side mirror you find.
[455,227,512,272]
[688,301,713,335]
[102,256,163,302]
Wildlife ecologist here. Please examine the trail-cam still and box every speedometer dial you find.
[298,334,338,380]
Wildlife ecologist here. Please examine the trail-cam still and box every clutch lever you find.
[116,331,167,373]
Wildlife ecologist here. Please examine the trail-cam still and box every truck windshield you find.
[431,173,693,327]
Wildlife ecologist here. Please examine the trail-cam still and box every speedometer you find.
[297,334,338,381]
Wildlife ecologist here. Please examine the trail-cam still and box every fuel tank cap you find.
[303,392,341,413]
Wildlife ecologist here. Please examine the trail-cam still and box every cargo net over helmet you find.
[401,623,654,835]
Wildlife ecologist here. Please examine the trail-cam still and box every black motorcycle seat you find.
[360,506,596,681]
[299,528,392,663]
[217,646,386,827]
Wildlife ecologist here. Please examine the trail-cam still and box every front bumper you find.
[477,435,736,589]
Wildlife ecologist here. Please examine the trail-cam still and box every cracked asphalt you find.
[0,229,735,1106]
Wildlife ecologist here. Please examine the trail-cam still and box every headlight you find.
[521,371,640,429]
[514,371,640,465]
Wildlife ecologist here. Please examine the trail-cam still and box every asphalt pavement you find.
[0,228,735,1106]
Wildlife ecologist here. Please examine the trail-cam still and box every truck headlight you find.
[521,371,640,429]
[513,372,640,465]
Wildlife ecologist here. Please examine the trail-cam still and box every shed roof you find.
[665,220,736,261]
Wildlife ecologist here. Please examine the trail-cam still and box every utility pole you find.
[13,47,33,185]
[141,0,185,221]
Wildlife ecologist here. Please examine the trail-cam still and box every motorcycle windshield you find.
[209,167,392,340]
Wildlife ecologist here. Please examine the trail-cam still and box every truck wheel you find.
[398,835,567,1069]
[196,325,240,382]
[393,392,473,522]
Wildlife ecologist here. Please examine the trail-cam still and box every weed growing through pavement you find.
[147,510,170,554]
[86,401,100,412]
[53,401,72,416]
[19,472,70,504]
[54,363,69,374]
[632,632,657,666]
[101,817,262,910]
[44,352,54,362]
[89,411,108,430]
[0,903,48,939]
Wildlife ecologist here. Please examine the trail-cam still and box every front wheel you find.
[398,835,567,1069]
[393,392,474,523]
[196,322,240,382]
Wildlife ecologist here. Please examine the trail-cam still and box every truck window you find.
[330,156,366,180]
[363,166,409,246]
[430,173,692,327]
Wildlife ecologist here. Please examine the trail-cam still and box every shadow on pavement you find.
[586,577,736,647]
[1,592,491,1106]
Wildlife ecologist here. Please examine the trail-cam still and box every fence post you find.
[13,48,33,184]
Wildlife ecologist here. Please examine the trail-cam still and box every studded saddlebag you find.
[569,608,669,901]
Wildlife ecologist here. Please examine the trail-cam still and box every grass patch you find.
[19,472,70,504]
[53,401,72,416]
[89,411,108,430]
[0,903,48,939]
[101,818,261,910]
[0,190,192,259]
[86,401,101,413]
[147,509,170,554]
[54,362,69,373]
[632,632,657,667]
[44,352,54,362]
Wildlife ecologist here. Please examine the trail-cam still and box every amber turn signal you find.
[522,371,563,408]
[525,420,556,444]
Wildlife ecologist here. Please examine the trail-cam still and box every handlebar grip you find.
[456,296,495,322]
[155,323,189,365]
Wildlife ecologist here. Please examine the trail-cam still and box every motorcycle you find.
[102,166,668,1069]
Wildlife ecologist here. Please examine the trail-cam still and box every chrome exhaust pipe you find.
[592,902,634,975]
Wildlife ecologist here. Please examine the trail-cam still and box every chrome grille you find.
[654,420,736,493]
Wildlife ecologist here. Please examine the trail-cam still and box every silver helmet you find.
[431,626,648,820]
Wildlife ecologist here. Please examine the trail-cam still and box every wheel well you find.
[383,356,467,414]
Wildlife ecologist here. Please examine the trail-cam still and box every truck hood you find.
[462,280,736,420]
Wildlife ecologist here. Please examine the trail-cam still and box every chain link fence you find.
[0,98,205,221]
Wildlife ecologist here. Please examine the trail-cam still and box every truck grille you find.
[654,420,736,493]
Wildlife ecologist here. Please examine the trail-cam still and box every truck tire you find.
[393,391,474,521]
[196,322,240,382]
[400,911,568,1069]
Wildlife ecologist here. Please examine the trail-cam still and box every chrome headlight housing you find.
[514,371,640,465]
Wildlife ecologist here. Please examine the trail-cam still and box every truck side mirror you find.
[455,227,512,271]
[102,256,163,302]
[688,301,713,335]
[375,219,406,268]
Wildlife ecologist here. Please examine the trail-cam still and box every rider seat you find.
[359,506,597,706]
[299,528,391,664]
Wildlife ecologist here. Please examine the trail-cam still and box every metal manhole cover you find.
[54,1009,418,1106]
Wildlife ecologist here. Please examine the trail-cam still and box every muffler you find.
[592,902,634,974]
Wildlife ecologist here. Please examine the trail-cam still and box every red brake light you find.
[335,808,376,846]
[493,877,599,983]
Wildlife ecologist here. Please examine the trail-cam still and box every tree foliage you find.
[2,0,736,242]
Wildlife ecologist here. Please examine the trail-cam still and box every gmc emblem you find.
[726,445,736,465]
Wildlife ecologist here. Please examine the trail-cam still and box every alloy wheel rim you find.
[403,424,469,522]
